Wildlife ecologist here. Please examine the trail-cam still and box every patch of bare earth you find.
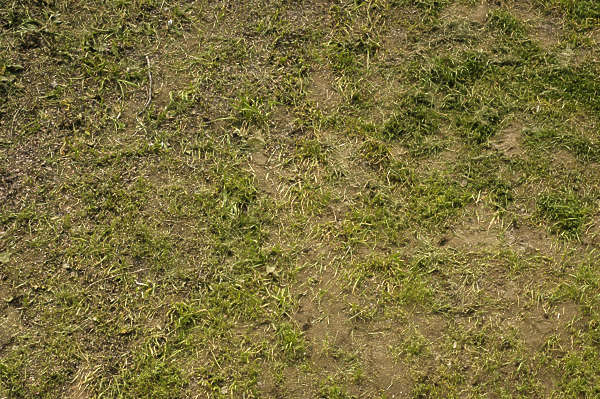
[442,1,490,25]
[445,194,561,258]
[551,149,578,169]
[287,252,412,397]
[66,367,93,399]
[504,223,557,254]
[248,145,280,197]
[445,202,501,250]
[533,20,562,49]
[492,122,524,158]
[307,68,342,113]
[415,145,460,176]
[0,286,22,353]
[584,217,600,248]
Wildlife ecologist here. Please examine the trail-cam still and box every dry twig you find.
[138,55,153,116]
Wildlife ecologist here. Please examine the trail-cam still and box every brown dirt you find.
[307,68,342,113]
[289,252,415,397]
[0,305,21,352]
[0,280,22,352]
[505,222,556,254]
[67,383,91,399]
[492,122,524,158]
[415,145,460,176]
[583,216,600,248]
[441,1,490,25]
[248,143,289,198]
[552,149,578,169]
[533,21,562,49]
[445,202,501,250]
[518,302,580,350]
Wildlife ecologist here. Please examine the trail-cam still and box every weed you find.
[318,380,356,399]
[233,95,272,127]
[410,174,472,223]
[487,9,526,37]
[540,0,600,30]
[537,191,589,236]
[428,51,490,88]
[277,322,306,362]
[296,138,329,163]
[535,65,600,112]
[109,354,187,399]
[358,139,391,168]
[381,92,439,141]
[523,128,600,162]
[456,106,502,144]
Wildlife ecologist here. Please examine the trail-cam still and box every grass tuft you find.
[536,191,589,237]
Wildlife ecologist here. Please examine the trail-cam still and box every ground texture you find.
[1,0,600,397]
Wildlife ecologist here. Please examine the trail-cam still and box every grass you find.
[536,190,589,237]
[1,0,600,398]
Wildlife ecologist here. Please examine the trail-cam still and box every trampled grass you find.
[1,0,599,397]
